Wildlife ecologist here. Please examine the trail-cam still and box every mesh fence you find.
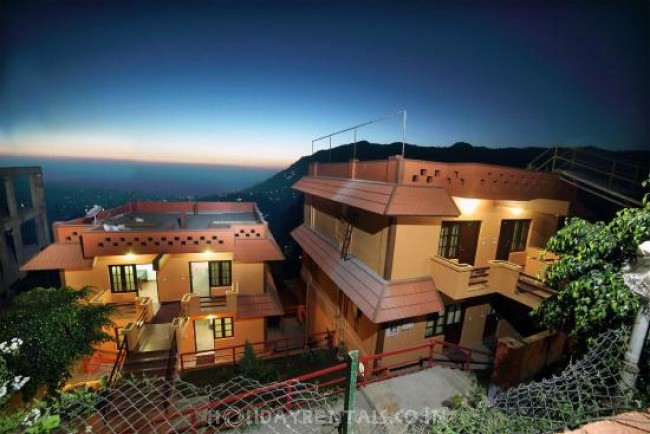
[397,328,638,434]
[48,328,638,434]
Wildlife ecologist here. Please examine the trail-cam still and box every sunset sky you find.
[1,1,648,169]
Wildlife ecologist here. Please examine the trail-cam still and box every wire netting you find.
[50,328,639,433]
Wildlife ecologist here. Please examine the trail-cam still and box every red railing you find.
[358,339,492,386]
[149,337,492,432]
[179,330,335,371]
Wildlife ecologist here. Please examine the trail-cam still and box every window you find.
[109,265,137,293]
[208,261,232,287]
[438,222,460,258]
[424,304,463,338]
[213,317,234,339]
[510,220,531,252]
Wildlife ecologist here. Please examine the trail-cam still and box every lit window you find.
[213,317,234,339]
[109,265,137,293]
[209,261,232,287]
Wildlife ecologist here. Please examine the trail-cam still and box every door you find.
[496,219,531,260]
[190,262,210,297]
[457,221,481,265]
[442,304,464,344]
[194,319,214,352]
[438,221,481,265]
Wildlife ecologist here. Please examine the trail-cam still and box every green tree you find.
[238,340,278,383]
[0,287,113,399]
[533,178,650,340]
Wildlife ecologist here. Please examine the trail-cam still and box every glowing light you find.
[455,198,480,215]
[124,252,136,260]
[511,207,523,216]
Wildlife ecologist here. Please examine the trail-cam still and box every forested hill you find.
[202,141,649,277]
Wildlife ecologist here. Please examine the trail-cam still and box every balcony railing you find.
[430,254,556,307]
[180,283,239,317]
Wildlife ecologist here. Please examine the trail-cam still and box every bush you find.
[238,341,278,383]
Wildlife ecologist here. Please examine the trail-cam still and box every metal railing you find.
[108,331,128,386]
[179,330,335,371]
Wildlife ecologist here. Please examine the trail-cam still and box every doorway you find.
[194,319,214,352]
[135,264,159,311]
[190,262,210,297]
[496,219,531,260]
[438,221,481,265]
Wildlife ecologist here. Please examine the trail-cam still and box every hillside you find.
[203,141,649,277]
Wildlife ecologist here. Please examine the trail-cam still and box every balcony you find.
[90,290,154,323]
[180,283,239,317]
[430,256,556,308]
[430,256,492,299]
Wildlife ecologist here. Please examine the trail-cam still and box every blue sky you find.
[1,1,647,168]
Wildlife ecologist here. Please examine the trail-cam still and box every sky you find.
[1,0,648,169]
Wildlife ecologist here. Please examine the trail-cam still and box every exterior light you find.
[455,198,479,215]
[124,252,136,260]
[511,207,523,216]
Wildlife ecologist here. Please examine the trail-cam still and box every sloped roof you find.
[292,177,460,217]
[291,224,443,323]
[20,243,93,271]
[233,238,284,262]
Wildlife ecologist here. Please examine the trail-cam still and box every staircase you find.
[516,274,557,299]
[340,219,354,260]
[528,147,648,208]
[122,349,171,377]
[468,267,489,287]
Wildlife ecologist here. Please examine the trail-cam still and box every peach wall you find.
[391,197,565,280]
[381,318,443,367]
[63,254,157,304]
[309,198,389,276]
[459,303,489,346]
[391,217,439,280]
[233,262,264,295]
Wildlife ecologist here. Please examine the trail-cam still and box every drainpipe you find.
[621,241,650,394]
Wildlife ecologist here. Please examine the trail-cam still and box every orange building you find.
[291,156,571,363]
[22,201,284,367]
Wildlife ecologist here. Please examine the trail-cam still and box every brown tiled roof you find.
[237,293,284,318]
[20,243,93,271]
[291,224,443,323]
[292,177,459,216]
[233,238,284,262]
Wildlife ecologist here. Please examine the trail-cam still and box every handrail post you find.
[341,350,359,434]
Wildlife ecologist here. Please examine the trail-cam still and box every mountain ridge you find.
[203,141,649,276]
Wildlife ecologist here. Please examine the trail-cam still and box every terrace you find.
[430,253,557,308]
[307,156,570,203]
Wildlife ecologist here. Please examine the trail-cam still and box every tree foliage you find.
[533,178,650,339]
[0,287,113,398]
[238,340,278,383]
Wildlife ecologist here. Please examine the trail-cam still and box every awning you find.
[291,224,444,323]
[21,243,93,271]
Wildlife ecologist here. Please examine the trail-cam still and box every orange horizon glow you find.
[0,145,293,170]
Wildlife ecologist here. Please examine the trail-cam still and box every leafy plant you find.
[0,286,114,398]
[533,177,649,342]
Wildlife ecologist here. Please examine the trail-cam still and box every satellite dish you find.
[85,205,104,225]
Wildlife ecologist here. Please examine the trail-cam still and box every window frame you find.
[437,222,461,259]
[208,260,232,287]
[108,264,138,293]
[509,219,531,253]
[424,304,463,338]
[213,317,234,339]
